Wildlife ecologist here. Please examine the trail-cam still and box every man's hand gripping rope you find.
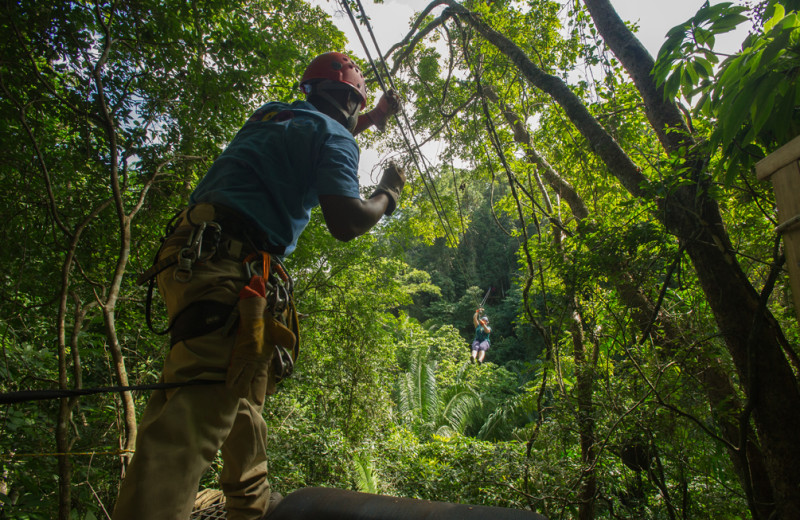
[365,89,402,132]
[372,161,406,216]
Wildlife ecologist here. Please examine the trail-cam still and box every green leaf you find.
[759,32,791,70]
[747,48,763,75]
[743,143,766,161]
[710,13,749,35]
[749,73,783,136]
[694,57,714,77]
[665,68,683,99]
[700,1,735,18]
[701,48,720,64]
[695,27,713,46]
[720,89,754,146]
[723,149,743,185]
[773,86,798,141]
[693,89,712,117]
[764,3,786,32]
[780,12,800,30]
[680,67,693,97]
[686,61,700,85]
[718,55,744,86]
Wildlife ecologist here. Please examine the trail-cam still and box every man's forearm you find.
[319,193,390,241]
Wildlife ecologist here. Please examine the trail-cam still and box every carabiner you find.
[174,248,196,282]
[273,345,295,382]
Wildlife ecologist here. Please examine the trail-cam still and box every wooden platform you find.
[756,134,800,325]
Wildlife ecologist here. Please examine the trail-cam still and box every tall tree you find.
[383,0,799,516]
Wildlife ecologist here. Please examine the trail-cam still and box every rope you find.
[339,0,462,251]
[2,449,135,460]
[480,287,492,307]
[0,379,222,405]
[341,0,504,299]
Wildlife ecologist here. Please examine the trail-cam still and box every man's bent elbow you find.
[327,223,365,242]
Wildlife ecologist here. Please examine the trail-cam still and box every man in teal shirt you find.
[113,52,405,520]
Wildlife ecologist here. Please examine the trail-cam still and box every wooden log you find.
[756,136,800,325]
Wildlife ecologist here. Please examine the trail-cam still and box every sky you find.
[310,0,749,182]
[318,0,745,57]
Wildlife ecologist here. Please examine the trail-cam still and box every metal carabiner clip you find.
[173,222,210,283]
[174,248,196,282]
[273,345,295,382]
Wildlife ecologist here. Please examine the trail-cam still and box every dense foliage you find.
[2,0,799,519]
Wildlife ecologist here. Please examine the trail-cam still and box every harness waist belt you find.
[136,203,285,285]
[184,202,286,256]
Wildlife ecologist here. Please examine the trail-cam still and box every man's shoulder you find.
[244,100,358,153]
[246,100,313,124]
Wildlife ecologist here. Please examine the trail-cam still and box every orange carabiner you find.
[243,251,271,279]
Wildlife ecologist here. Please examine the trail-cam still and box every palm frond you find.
[420,358,439,424]
[477,391,538,441]
[440,387,482,433]
[353,453,379,494]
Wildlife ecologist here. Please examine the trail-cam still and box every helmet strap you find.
[306,82,360,133]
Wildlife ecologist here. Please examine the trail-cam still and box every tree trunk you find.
[616,275,776,519]
[102,207,147,477]
[485,79,778,518]
[571,306,598,520]
[447,3,800,515]
[579,1,800,512]
[54,227,86,520]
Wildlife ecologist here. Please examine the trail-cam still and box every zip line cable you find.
[345,1,487,293]
[2,448,135,460]
[353,0,462,248]
[479,286,491,308]
[338,0,461,250]
[343,1,507,298]
[448,125,467,236]
[0,379,221,405]
[341,0,457,248]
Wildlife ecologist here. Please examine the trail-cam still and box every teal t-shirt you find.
[190,100,361,255]
[474,325,490,344]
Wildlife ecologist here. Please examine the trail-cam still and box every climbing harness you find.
[137,203,300,384]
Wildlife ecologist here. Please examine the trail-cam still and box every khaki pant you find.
[112,211,270,520]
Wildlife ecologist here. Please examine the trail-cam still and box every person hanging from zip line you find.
[113,51,405,520]
[470,307,491,364]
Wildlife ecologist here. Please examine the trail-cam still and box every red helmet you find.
[300,52,367,109]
